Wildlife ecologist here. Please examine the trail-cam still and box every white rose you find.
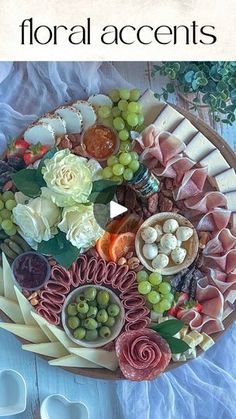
[13,196,61,243]
[58,204,104,250]
[42,149,93,207]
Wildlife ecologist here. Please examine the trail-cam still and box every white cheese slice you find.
[231,212,236,228]
[49,354,100,368]
[14,287,37,326]
[0,265,3,296]
[72,100,97,130]
[185,348,197,359]
[172,353,181,362]
[187,330,204,346]
[30,312,58,342]
[199,332,214,351]
[39,114,67,137]
[0,296,24,323]
[2,253,17,301]
[24,122,55,146]
[88,94,113,108]
[214,168,236,193]
[184,132,215,161]
[46,324,78,348]
[55,106,83,134]
[182,334,196,348]
[0,323,48,343]
[138,89,166,126]
[200,149,230,176]
[22,342,68,358]
[172,118,198,144]
[224,191,236,212]
[153,104,184,132]
[69,348,119,371]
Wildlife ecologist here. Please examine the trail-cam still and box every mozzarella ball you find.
[152,254,169,270]
[176,239,182,247]
[176,226,193,242]
[171,247,187,264]
[163,219,179,234]
[160,233,177,250]
[143,243,158,260]
[141,226,158,243]
[153,224,163,242]
[158,244,171,256]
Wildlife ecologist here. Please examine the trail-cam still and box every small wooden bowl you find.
[135,212,199,275]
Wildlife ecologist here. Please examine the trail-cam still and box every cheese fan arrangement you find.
[0,89,235,381]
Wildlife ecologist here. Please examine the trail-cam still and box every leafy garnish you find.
[163,336,190,354]
[151,319,190,354]
[38,232,81,269]
[89,179,118,205]
[11,169,46,198]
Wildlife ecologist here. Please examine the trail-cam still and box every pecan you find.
[28,292,38,301]
[133,264,144,272]
[161,189,173,198]
[56,134,73,150]
[198,231,211,249]
[30,298,39,306]
[127,257,140,270]
[147,193,159,214]
[126,252,134,259]
[164,178,174,190]
[159,194,173,212]
[117,257,127,266]
[124,188,137,210]
[116,186,126,205]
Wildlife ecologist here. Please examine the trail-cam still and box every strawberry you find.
[167,292,190,318]
[7,138,29,157]
[23,143,50,165]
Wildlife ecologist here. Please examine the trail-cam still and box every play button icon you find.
[93,200,128,231]
[110,201,127,218]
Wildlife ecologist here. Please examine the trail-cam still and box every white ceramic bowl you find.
[0,369,26,417]
[62,285,125,348]
[40,395,89,419]
[135,212,199,275]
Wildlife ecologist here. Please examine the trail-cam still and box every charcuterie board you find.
[0,89,235,381]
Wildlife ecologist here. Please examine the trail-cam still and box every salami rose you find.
[115,329,171,381]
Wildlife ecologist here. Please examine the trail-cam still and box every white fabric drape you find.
[0,62,235,419]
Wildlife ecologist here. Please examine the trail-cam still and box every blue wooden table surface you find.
[0,62,235,419]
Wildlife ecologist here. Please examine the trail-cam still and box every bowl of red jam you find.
[81,124,119,161]
[12,252,51,291]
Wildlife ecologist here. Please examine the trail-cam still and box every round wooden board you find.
[1,105,236,380]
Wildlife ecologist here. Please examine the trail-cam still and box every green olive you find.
[76,294,86,304]
[77,312,87,320]
[67,303,78,316]
[97,290,110,308]
[104,316,116,327]
[87,306,98,318]
[85,329,98,341]
[96,309,108,324]
[73,327,86,340]
[84,287,97,301]
[84,318,98,330]
[77,301,89,314]
[107,303,120,317]
[67,316,80,330]
[99,326,111,338]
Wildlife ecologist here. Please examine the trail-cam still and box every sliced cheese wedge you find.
[184,132,215,161]
[55,106,83,134]
[200,149,230,176]
[214,168,236,193]
[14,287,37,326]
[72,100,97,130]
[24,122,55,146]
[0,323,48,343]
[69,348,118,371]
[199,332,214,351]
[153,104,184,132]
[225,191,236,212]
[22,342,68,358]
[30,312,57,342]
[0,265,3,296]
[39,114,66,137]
[138,89,166,126]
[88,94,113,108]
[46,324,78,348]
[172,118,198,144]
[2,253,16,301]
[0,296,24,323]
[49,354,100,368]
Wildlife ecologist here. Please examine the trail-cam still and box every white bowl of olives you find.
[62,285,125,348]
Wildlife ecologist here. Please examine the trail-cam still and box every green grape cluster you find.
[0,191,17,236]
[102,151,140,183]
[137,271,174,313]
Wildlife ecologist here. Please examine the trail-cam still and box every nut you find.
[30,298,39,306]
[125,252,134,259]
[198,231,211,249]
[28,292,38,301]
[22,289,30,298]
[159,194,173,212]
[133,264,144,272]
[127,257,140,270]
[117,257,127,266]
[147,193,159,214]
[164,178,174,190]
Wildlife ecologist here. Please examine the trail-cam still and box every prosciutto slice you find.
[152,155,195,184]
[185,191,227,214]
[203,228,236,255]
[196,209,231,232]
[204,249,236,274]
[173,166,208,201]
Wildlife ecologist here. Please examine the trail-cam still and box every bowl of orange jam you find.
[81,124,119,161]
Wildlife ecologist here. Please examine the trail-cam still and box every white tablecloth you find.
[0,62,235,419]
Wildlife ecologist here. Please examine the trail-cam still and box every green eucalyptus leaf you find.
[151,319,184,336]
[89,179,118,205]
[11,169,45,198]
[164,336,190,354]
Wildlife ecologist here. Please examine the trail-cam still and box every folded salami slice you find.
[119,271,136,292]
[36,306,60,325]
[40,291,66,305]
[84,257,98,283]
[125,306,150,323]
[71,254,88,286]
[45,281,70,295]
[111,265,130,289]
[122,295,145,309]
[39,299,62,314]
[125,318,150,331]
[104,262,117,284]
[93,259,108,284]
[51,265,73,287]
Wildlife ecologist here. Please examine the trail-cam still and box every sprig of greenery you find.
[152,61,236,125]
[151,319,190,354]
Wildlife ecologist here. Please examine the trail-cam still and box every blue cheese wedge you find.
[0,296,24,324]
[22,342,68,358]
[200,149,230,177]
[138,89,166,126]
[49,355,100,368]
[14,287,37,326]
[152,105,184,132]
[69,348,118,371]
[214,168,236,193]
[0,323,48,343]
[2,253,17,301]
[199,333,214,351]
[225,191,236,212]
[172,119,198,144]
[184,132,215,161]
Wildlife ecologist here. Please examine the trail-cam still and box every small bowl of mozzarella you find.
[135,212,199,275]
